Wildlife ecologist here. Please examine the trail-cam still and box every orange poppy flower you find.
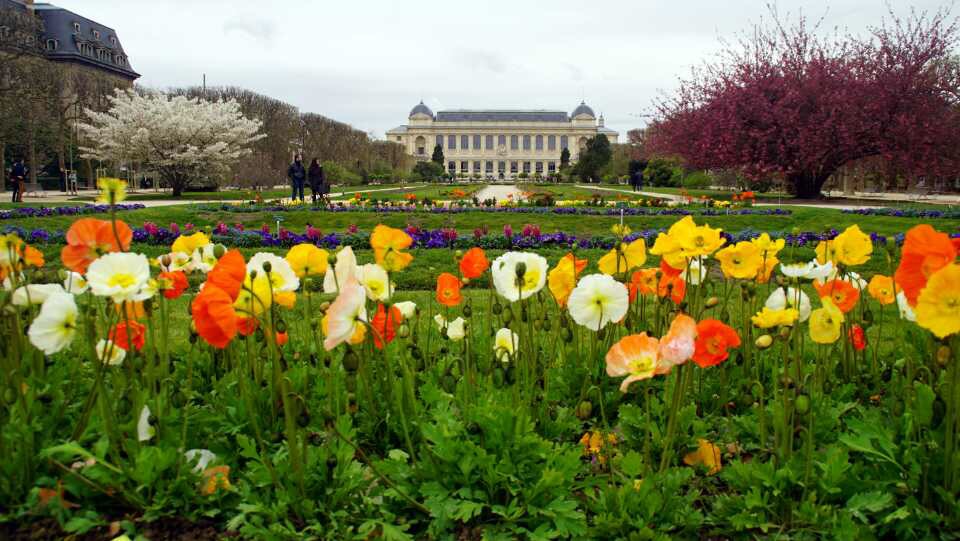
[660,259,683,278]
[23,245,43,268]
[814,279,860,313]
[658,271,686,304]
[561,252,589,275]
[275,331,289,346]
[459,247,490,279]
[370,225,414,272]
[895,225,957,307]
[158,270,188,299]
[109,320,146,351]
[191,286,238,348]
[206,250,246,300]
[60,218,132,273]
[201,465,231,495]
[435,272,462,307]
[114,300,146,320]
[236,316,258,336]
[628,268,659,301]
[692,319,741,368]
[370,303,403,349]
[866,274,895,305]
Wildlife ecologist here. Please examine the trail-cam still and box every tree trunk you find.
[169,173,184,197]
[0,138,5,194]
[788,171,833,199]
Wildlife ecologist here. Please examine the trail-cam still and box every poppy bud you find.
[462,277,470,285]
[454,250,463,259]
[576,400,593,419]
[778,326,791,340]
[261,260,272,273]
[160,254,172,267]
[328,252,337,265]
[937,345,951,367]
[344,377,357,393]
[502,309,513,324]
[515,262,527,279]
[493,367,505,387]
[342,351,359,372]
[275,319,287,334]
[249,269,258,280]
[705,297,720,308]
[397,324,410,338]
[794,394,810,415]
[560,327,573,343]
[319,301,331,311]
[755,334,773,349]
[492,302,502,315]
[213,244,226,259]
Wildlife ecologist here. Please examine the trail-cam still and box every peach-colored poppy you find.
[606,333,661,392]
[60,218,132,273]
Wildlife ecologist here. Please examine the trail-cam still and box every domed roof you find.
[409,100,434,118]
[571,101,595,118]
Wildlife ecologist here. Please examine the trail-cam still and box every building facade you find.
[387,101,618,179]
[1,0,139,82]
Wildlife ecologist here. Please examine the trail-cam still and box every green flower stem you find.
[658,364,688,473]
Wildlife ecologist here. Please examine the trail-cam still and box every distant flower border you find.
[198,203,792,218]
[6,222,927,252]
[0,203,146,221]
[842,207,960,219]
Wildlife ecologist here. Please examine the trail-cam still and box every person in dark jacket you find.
[307,158,328,205]
[287,154,306,202]
[10,159,27,202]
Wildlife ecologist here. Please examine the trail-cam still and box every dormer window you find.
[93,30,100,40]
[72,22,80,34]
[110,36,116,46]
[46,39,58,51]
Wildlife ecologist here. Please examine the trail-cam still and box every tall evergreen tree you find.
[431,143,444,166]
[560,147,570,169]
[574,136,612,182]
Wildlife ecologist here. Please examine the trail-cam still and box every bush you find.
[412,161,445,182]
[682,170,712,189]
[644,157,680,187]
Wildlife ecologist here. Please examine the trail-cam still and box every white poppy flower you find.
[682,257,708,285]
[137,405,155,442]
[323,246,358,294]
[446,317,466,341]
[494,327,519,362]
[190,244,218,273]
[247,252,299,292]
[86,252,151,303]
[96,339,126,366]
[357,263,390,301]
[434,314,447,330]
[567,274,630,331]
[765,287,812,322]
[897,290,916,322]
[12,283,66,306]
[27,292,78,355]
[394,301,417,319]
[491,251,548,302]
[184,449,216,473]
[63,271,88,294]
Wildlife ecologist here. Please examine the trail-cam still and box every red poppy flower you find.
[206,250,246,300]
[435,272,462,307]
[60,218,132,273]
[109,320,146,352]
[693,319,741,368]
[895,224,957,306]
[459,247,490,279]
[236,316,258,336]
[191,286,238,348]
[370,303,402,349]
[814,279,860,313]
[158,270,188,299]
[658,271,686,304]
[848,324,866,351]
[275,331,289,346]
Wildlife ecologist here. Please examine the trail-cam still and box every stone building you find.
[387,101,618,179]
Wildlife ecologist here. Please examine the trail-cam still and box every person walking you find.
[287,154,306,202]
[307,158,328,206]
[10,159,27,202]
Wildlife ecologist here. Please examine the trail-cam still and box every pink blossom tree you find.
[649,8,960,198]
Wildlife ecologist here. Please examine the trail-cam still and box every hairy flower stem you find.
[659,364,687,473]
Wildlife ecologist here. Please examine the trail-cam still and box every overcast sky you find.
[55,0,949,140]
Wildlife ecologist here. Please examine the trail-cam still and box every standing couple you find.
[287,154,329,204]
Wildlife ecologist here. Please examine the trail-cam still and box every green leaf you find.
[618,451,645,478]
[847,491,893,522]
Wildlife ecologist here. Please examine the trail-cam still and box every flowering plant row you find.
[199,201,790,218]
[2,178,960,539]
[0,203,146,221]
[842,206,960,219]
[3,222,913,252]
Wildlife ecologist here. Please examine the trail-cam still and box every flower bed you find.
[842,207,960,219]
[0,203,146,220]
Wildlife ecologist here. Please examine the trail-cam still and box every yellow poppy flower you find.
[683,439,722,475]
[751,306,799,328]
[915,264,960,338]
[809,298,845,344]
[171,232,211,255]
[750,233,785,259]
[867,274,896,305]
[370,225,414,272]
[831,225,873,267]
[96,177,127,205]
[598,238,646,275]
[678,223,726,258]
[715,241,763,279]
[548,255,577,307]
[285,244,329,278]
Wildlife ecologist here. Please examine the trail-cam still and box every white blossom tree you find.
[78,89,264,196]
